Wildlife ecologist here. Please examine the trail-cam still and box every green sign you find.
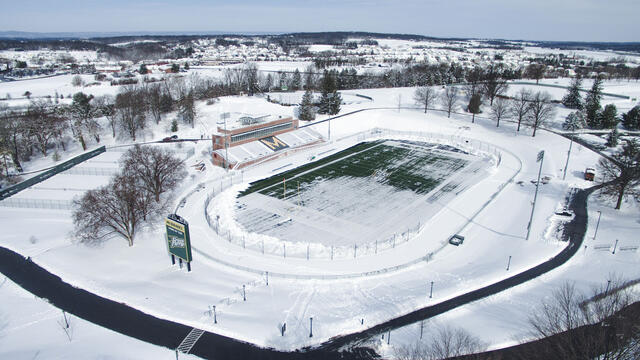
[165,214,192,262]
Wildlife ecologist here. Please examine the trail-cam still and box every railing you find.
[204,128,509,263]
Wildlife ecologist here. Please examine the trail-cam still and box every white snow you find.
[0,56,638,357]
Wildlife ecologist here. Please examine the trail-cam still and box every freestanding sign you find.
[165,214,193,271]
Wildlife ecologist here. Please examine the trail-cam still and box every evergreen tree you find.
[328,92,342,115]
[318,70,341,114]
[69,92,95,150]
[291,69,302,91]
[298,90,316,121]
[562,76,583,110]
[606,127,619,147]
[467,93,482,123]
[622,105,640,130]
[562,111,587,131]
[139,64,148,74]
[585,77,603,128]
[598,104,618,129]
[304,65,316,90]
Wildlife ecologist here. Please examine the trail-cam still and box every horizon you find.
[1,30,639,44]
[1,0,639,43]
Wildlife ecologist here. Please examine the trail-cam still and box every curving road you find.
[0,181,602,359]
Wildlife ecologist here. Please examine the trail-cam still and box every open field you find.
[235,140,487,248]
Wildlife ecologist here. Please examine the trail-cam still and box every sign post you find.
[165,214,193,272]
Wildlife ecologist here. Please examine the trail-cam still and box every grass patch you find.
[240,140,468,199]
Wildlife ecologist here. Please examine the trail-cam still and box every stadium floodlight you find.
[526,150,544,240]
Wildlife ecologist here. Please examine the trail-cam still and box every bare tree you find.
[71,74,84,87]
[510,88,531,132]
[115,86,147,141]
[598,139,640,209]
[146,84,164,125]
[394,325,487,360]
[526,64,546,84]
[93,95,117,138]
[414,86,437,114]
[243,62,261,95]
[73,172,157,247]
[121,145,186,202]
[25,100,66,156]
[440,86,459,118]
[490,97,510,127]
[526,279,638,360]
[482,66,509,106]
[463,66,484,98]
[526,91,555,137]
[0,105,25,171]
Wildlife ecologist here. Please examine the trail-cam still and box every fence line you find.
[0,197,73,210]
[204,127,508,262]
[62,167,120,176]
[0,146,106,201]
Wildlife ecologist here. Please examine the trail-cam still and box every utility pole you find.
[506,255,512,271]
[612,239,619,254]
[593,211,602,241]
[562,133,574,180]
[527,150,545,240]
[309,317,313,338]
[429,281,434,299]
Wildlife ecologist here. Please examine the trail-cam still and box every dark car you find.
[449,234,465,246]
[163,135,179,142]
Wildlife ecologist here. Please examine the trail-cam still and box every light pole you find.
[562,133,574,180]
[506,255,512,271]
[593,211,602,241]
[612,239,619,254]
[220,112,230,172]
[527,150,545,240]
[562,124,579,181]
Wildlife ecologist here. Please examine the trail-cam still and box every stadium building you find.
[211,114,323,169]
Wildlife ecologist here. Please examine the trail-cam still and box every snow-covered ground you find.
[0,78,639,358]
[0,275,198,359]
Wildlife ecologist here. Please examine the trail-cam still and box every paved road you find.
[317,183,602,352]
[0,182,601,359]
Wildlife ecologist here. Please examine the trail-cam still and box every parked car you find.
[584,167,596,181]
[449,234,465,246]
[163,135,179,142]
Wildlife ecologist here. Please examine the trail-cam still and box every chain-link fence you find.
[62,167,119,176]
[0,197,73,210]
[204,127,506,261]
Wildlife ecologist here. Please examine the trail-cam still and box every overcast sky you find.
[2,0,638,42]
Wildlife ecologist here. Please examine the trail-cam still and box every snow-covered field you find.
[0,74,639,359]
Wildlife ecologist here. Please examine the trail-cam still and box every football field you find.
[235,140,491,248]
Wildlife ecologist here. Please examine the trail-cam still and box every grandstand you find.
[211,114,323,169]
